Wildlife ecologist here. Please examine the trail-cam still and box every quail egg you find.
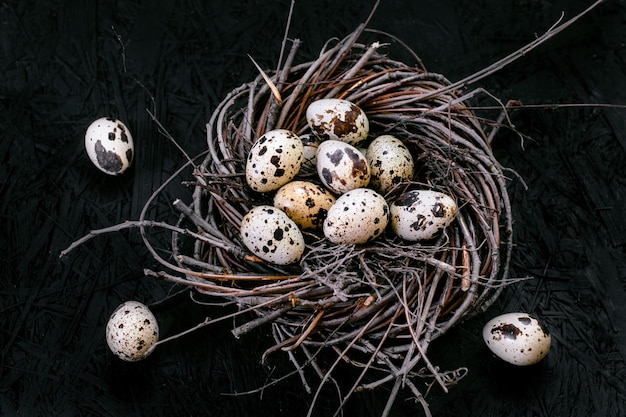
[390,190,457,241]
[306,98,369,146]
[273,180,336,231]
[316,140,370,195]
[106,300,159,362]
[245,129,304,192]
[323,188,389,245]
[483,312,551,366]
[85,117,134,175]
[240,205,305,265]
[366,135,414,194]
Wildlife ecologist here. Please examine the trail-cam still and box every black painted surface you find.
[2,1,625,416]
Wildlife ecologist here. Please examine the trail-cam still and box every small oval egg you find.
[240,205,305,265]
[483,312,551,366]
[245,129,304,193]
[323,188,389,245]
[85,117,134,175]
[390,190,456,241]
[106,300,159,362]
[273,181,336,231]
[306,98,369,146]
[366,135,415,194]
[316,140,370,195]
[299,133,320,175]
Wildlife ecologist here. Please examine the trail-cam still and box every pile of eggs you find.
[242,98,457,265]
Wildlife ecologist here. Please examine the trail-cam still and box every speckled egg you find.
[316,140,370,195]
[299,133,321,175]
[245,129,304,192]
[483,312,551,366]
[323,188,389,245]
[306,98,369,146]
[85,117,134,175]
[390,190,457,241]
[240,205,305,265]
[273,181,336,231]
[106,301,159,362]
[366,135,415,194]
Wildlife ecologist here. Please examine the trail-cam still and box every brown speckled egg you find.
[273,181,336,231]
[323,188,389,245]
[106,301,159,362]
[483,312,551,366]
[306,98,369,146]
[366,135,414,194]
[245,129,304,192]
[390,190,456,241]
[316,140,370,195]
[240,205,305,265]
[85,117,134,175]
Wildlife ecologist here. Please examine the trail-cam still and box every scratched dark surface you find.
[2,1,626,416]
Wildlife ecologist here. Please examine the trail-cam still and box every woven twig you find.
[167,28,514,416]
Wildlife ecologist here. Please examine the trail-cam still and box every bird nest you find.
[166,26,513,415]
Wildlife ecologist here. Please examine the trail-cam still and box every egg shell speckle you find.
[483,312,551,366]
[245,129,304,192]
[306,98,369,146]
[240,205,305,265]
[273,181,336,230]
[366,135,414,194]
[323,188,389,245]
[85,117,134,175]
[106,301,159,362]
[390,190,457,241]
[316,140,370,195]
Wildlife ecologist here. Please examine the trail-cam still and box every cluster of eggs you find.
[242,98,457,265]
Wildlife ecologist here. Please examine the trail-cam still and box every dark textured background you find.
[2,1,625,416]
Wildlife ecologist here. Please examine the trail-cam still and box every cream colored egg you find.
[323,188,389,245]
[483,312,551,366]
[273,181,336,230]
[316,140,370,195]
[106,301,159,362]
[366,135,414,194]
[306,98,369,146]
[85,117,134,175]
[390,190,456,241]
[245,129,304,192]
[240,205,305,265]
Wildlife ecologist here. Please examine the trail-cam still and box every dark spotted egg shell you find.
[365,134,414,194]
[245,129,304,193]
[105,301,159,362]
[306,98,369,146]
[316,140,370,195]
[84,117,134,175]
[240,205,305,265]
[273,180,336,231]
[390,190,456,241]
[323,188,389,245]
[482,312,551,366]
